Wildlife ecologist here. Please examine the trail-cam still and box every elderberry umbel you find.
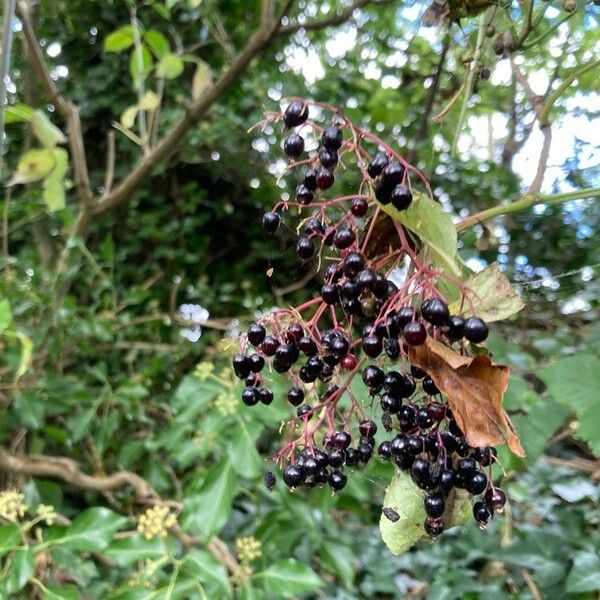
[235,99,502,537]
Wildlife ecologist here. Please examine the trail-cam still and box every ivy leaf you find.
[381,190,463,278]
[226,418,263,478]
[156,53,184,79]
[448,263,524,322]
[409,338,525,456]
[1,548,35,594]
[539,355,600,456]
[258,558,323,597]
[183,549,231,595]
[566,552,600,593]
[42,148,69,212]
[104,26,135,52]
[104,535,164,565]
[0,524,21,556]
[43,585,81,600]
[379,470,470,555]
[31,110,67,148]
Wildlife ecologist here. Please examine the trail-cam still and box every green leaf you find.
[104,26,135,52]
[14,331,33,381]
[320,540,355,588]
[258,559,322,597]
[31,110,67,147]
[538,355,600,456]
[381,191,463,277]
[0,299,12,333]
[129,45,154,83]
[5,103,35,124]
[43,148,69,212]
[144,30,170,59]
[104,535,165,565]
[0,524,21,556]
[182,460,238,537]
[11,148,56,184]
[226,418,263,478]
[566,552,600,593]
[192,61,212,99]
[448,263,524,322]
[2,548,35,594]
[379,470,470,555]
[49,507,127,551]
[183,549,231,595]
[43,585,81,600]
[156,53,184,79]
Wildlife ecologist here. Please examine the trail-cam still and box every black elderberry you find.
[457,457,477,477]
[395,453,415,470]
[463,317,489,343]
[322,126,344,151]
[328,450,346,468]
[316,168,334,189]
[362,335,382,358]
[424,516,444,537]
[399,404,418,430]
[322,384,340,401]
[378,440,392,460]
[333,227,356,249]
[334,430,352,450]
[467,471,488,495]
[485,487,506,510]
[367,152,389,178]
[264,471,276,491]
[375,180,393,204]
[411,458,431,485]
[319,363,334,381]
[284,133,305,158]
[476,446,497,467]
[390,184,413,211]
[262,211,280,233]
[283,100,309,127]
[403,321,427,346]
[303,456,319,476]
[340,281,358,301]
[305,217,325,236]
[287,387,304,406]
[247,324,266,346]
[425,494,445,518]
[297,404,313,419]
[331,335,350,356]
[286,323,304,344]
[397,306,417,328]
[275,344,296,366]
[362,365,385,392]
[329,470,347,491]
[315,467,329,485]
[422,376,440,396]
[261,335,279,356]
[249,353,265,373]
[384,312,400,338]
[296,237,315,259]
[384,338,401,360]
[345,448,360,467]
[351,197,368,217]
[245,372,259,387]
[303,168,318,191]
[273,360,291,373]
[410,365,427,379]
[242,387,259,406]
[446,315,465,341]
[417,407,434,429]
[233,354,251,379]
[421,298,450,326]
[358,439,374,461]
[319,147,338,169]
[297,336,318,357]
[473,501,492,526]
[296,184,314,205]
[391,434,408,455]
[382,161,405,186]
[357,268,377,292]
[282,464,303,487]
[427,402,446,422]
[406,435,424,456]
[440,469,456,495]
[258,388,274,405]
[381,394,401,413]
[343,251,365,277]
[324,263,342,283]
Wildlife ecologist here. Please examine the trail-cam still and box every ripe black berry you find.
[417,408,434,429]
[247,323,266,346]
[259,387,274,405]
[321,284,339,305]
[378,441,392,460]
[322,126,343,150]
[424,494,445,518]
[261,336,279,356]
[384,371,415,398]
[359,420,377,438]
[303,168,318,191]
[305,217,324,236]
[329,470,347,491]
[457,457,476,477]
[333,227,356,249]
[242,387,259,406]
[362,335,382,358]
[297,404,312,419]
[284,133,305,158]
[343,251,365,277]
[440,469,456,494]
[233,353,252,380]
[384,338,400,360]
[390,184,412,211]
[382,161,405,186]
[275,343,296,366]
[316,168,334,189]
[298,336,318,356]
[397,306,417,328]
[295,184,313,205]
[286,323,304,344]
[446,315,465,341]
[334,430,352,450]
[485,487,506,510]
[421,298,450,326]
[283,100,308,128]
[422,376,440,396]
[473,501,492,526]
[398,404,417,430]
[296,237,315,259]
[362,365,385,392]
[410,365,427,379]
[467,471,488,495]
[264,471,276,491]
[463,317,489,343]
[424,516,444,537]
[249,353,265,373]
[367,152,389,178]
[328,450,345,468]
[403,321,427,346]
[282,465,303,487]
[357,268,377,292]
[262,211,280,233]
[351,197,368,217]
[319,147,338,169]
[381,394,401,413]
[287,387,304,406]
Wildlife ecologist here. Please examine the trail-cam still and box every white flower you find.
[178,303,209,325]
[180,325,202,342]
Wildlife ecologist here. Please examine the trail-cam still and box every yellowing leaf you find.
[380,470,471,555]
[31,110,67,147]
[10,149,56,185]
[42,148,69,211]
[139,90,159,111]
[104,26,135,52]
[121,106,139,130]
[449,262,525,322]
[5,103,35,124]
[192,60,212,100]
[156,53,184,79]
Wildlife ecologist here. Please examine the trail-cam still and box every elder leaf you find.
[409,338,525,457]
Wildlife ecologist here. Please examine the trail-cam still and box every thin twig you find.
[104,131,116,194]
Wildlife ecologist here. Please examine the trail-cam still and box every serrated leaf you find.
[31,110,67,147]
[379,470,471,555]
[448,263,524,322]
[192,61,212,99]
[539,355,600,456]
[566,552,600,593]
[0,299,12,333]
[157,53,184,79]
[5,103,35,124]
[42,148,69,211]
[104,26,135,52]
[144,30,170,59]
[380,191,463,277]
[10,148,56,184]
[258,559,323,596]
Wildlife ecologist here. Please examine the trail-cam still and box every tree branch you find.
[15,2,93,207]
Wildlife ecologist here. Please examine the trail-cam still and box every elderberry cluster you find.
[234,99,505,538]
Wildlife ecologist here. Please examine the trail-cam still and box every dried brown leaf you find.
[409,338,525,457]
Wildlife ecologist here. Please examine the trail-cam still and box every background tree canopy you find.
[0,0,599,598]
